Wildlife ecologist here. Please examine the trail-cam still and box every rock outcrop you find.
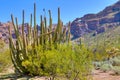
[71,0,120,38]
[0,22,13,43]
[0,22,30,43]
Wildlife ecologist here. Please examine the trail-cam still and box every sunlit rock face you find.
[71,0,120,39]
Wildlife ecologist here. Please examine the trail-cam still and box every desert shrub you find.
[93,58,114,71]
[21,44,93,79]
[93,52,107,61]
[91,45,108,61]
[112,66,120,75]
[110,55,120,75]
[111,57,120,66]
[91,45,120,63]
[106,47,119,59]
[93,61,103,70]
[0,50,12,72]
[100,63,112,72]
[0,40,4,49]
[94,55,120,75]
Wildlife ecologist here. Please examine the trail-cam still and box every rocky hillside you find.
[0,22,59,43]
[71,0,120,39]
[0,22,13,43]
[0,22,30,43]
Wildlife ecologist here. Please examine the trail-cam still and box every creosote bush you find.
[8,3,93,80]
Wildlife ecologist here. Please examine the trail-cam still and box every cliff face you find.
[71,1,120,38]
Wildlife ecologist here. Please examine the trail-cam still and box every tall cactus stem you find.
[68,21,71,43]
[22,10,27,58]
[48,10,52,46]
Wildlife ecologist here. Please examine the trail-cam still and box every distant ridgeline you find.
[71,0,120,39]
[1,1,120,42]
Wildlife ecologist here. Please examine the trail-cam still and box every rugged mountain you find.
[71,0,120,39]
[0,22,61,43]
[0,22,13,43]
[1,1,120,42]
[0,22,30,43]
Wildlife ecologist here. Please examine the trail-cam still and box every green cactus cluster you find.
[8,3,71,74]
[8,3,93,80]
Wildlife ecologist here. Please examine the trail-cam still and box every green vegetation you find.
[0,50,12,72]
[81,25,120,61]
[111,55,120,74]
[0,2,119,80]
[0,39,5,49]
[0,40,11,73]
[84,25,120,50]
[8,3,93,80]
[6,2,120,80]
[22,44,92,79]
[83,25,120,75]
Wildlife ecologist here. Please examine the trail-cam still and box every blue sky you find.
[0,0,119,24]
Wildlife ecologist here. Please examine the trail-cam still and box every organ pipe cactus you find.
[48,10,52,46]
[67,21,71,43]
[33,3,37,49]
[8,3,71,75]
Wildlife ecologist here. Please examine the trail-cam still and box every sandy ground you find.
[92,70,120,80]
[0,67,120,80]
